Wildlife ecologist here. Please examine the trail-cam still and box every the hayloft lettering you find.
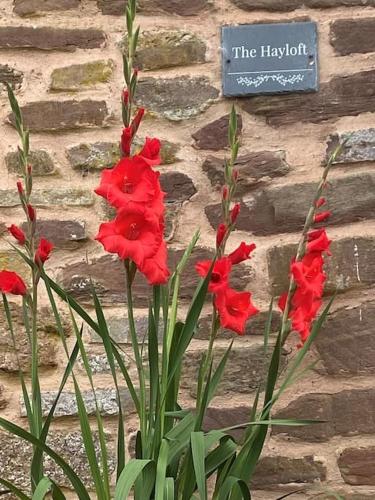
[232,46,257,59]
[261,42,308,59]
[222,21,319,96]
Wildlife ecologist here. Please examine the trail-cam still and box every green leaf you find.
[40,270,141,415]
[114,460,154,500]
[92,287,126,480]
[155,440,169,500]
[207,341,233,404]
[0,478,29,500]
[50,481,66,500]
[165,412,195,465]
[164,478,175,500]
[0,418,90,500]
[73,377,106,499]
[218,476,251,500]
[167,266,213,387]
[32,477,52,499]
[31,278,80,491]
[205,436,237,477]
[191,432,207,500]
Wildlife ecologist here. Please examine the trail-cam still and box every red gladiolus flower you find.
[222,186,229,201]
[35,239,54,264]
[17,181,23,195]
[278,228,331,346]
[140,239,170,285]
[314,211,331,223]
[0,270,27,296]
[307,229,331,254]
[215,287,259,335]
[228,242,256,265]
[195,257,232,293]
[291,257,326,298]
[121,127,133,156]
[216,224,227,248]
[230,203,241,224]
[95,205,162,268]
[139,138,161,167]
[27,204,35,221]
[8,224,26,245]
[95,156,164,216]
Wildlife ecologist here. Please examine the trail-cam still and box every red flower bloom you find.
[35,239,54,264]
[216,224,227,248]
[95,204,162,269]
[139,138,161,167]
[279,228,331,346]
[8,224,26,245]
[195,257,232,293]
[0,270,27,296]
[307,229,331,254]
[140,239,170,285]
[314,211,331,223]
[228,242,256,265]
[95,156,164,216]
[291,257,326,298]
[215,287,259,335]
[230,203,241,224]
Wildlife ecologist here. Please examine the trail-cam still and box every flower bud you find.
[131,107,145,135]
[27,164,32,175]
[122,89,130,105]
[35,238,54,265]
[8,224,26,245]
[121,127,132,157]
[316,197,326,208]
[230,203,241,224]
[17,181,23,194]
[222,186,229,200]
[314,210,331,223]
[216,223,227,248]
[232,169,239,182]
[27,204,35,222]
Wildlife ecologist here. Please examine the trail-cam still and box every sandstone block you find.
[135,77,219,121]
[0,26,105,51]
[8,100,111,132]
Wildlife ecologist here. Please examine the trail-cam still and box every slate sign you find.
[221,22,319,97]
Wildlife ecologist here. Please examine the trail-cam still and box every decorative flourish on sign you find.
[237,73,305,88]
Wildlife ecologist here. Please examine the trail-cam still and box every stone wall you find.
[0,0,375,498]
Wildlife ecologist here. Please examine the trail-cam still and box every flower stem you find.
[124,260,147,452]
